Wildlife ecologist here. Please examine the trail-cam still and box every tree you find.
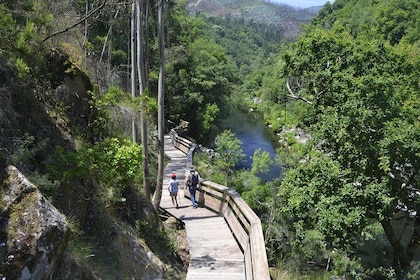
[251,148,273,175]
[214,130,245,185]
[137,0,152,199]
[280,28,420,277]
[152,0,165,210]
[163,11,238,141]
[130,0,152,198]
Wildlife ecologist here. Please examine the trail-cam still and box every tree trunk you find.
[381,219,412,275]
[152,0,165,210]
[143,0,150,87]
[83,0,88,49]
[406,215,420,263]
[131,2,138,143]
[136,0,151,198]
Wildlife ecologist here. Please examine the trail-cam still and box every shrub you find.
[49,138,143,202]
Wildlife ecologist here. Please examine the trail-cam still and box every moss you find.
[7,191,40,255]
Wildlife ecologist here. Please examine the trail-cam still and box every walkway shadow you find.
[190,255,216,269]
[181,214,221,221]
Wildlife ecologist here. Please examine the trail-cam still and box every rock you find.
[113,229,167,280]
[1,165,70,280]
[164,217,178,229]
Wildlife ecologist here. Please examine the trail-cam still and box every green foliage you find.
[8,134,47,172]
[200,103,219,132]
[3,0,420,277]
[229,168,260,192]
[312,0,420,46]
[213,130,245,184]
[407,262,420,280]
[185,37,237,136]
[136,219,171,253]
[275,129,310,169]
[74,1,131,69]
[0,4,17,54]
[241,183,270,217]
[250,148,273,175]
[111,49,127,66]
[27,171,60,200]
[0,0,53,74]
[94,85,126,107]
[15,57,30,78]
[3,133,59,200]
[68,238,94,262]
[165,10,239,141]
[282,27,419,219]
[270,1,420,276]
[88,85,136,139]
[16,21,36,55]
[279,152,365,250]
[204,15,284,76]
[49,138,143,202]
[272,261,335,280]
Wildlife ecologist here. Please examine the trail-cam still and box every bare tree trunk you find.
[136,0,151,198]
[83,0,89,48]
[136,0,145,91]
[100,9,119,63]
[131,1,138,143]
[152,0,165,210]
[144,0,150,86]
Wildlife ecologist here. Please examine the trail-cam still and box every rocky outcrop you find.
[47,48,94,142]
[0,165,70,280]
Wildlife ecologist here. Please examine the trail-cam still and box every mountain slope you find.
[187,0,322,38]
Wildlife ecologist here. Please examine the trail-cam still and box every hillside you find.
[0,1,187,278]
[187,0,322,39]
[0,54,187,279]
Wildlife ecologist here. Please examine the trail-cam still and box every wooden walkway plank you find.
[161,135,246,280]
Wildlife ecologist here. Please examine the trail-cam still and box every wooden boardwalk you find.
[161,134,246,279]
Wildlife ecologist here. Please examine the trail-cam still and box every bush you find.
[15,57,30,78]
[49,137,143,203]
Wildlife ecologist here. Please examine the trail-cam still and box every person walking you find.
[168,173,179,208]
[185,166,200,208]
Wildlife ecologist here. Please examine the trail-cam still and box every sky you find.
[271,0,334,8]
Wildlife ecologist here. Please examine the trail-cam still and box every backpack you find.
[191,172,199,185]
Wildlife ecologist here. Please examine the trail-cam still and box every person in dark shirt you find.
[185,166,200,208]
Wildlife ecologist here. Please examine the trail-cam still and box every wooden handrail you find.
[168,129,270,280]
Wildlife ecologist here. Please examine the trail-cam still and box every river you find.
[209,110,282,181]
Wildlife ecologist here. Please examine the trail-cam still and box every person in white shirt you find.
[168,173,179,208]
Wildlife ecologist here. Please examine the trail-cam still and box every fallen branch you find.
[286,79,313,105]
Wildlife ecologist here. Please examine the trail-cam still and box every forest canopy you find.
[268,0,420,278]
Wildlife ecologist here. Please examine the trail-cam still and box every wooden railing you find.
[169,129,270,280]
[169,131,195,155]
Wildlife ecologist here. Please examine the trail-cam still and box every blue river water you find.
[210,110,282,181]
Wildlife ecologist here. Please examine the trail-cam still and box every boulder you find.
[1,165,70,280]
